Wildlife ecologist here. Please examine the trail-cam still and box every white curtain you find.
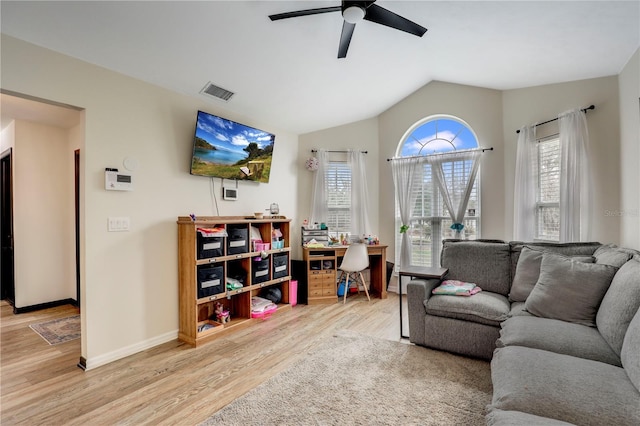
[426,150,481,239]
[559,109,591,242]
[391,157,421,269]
[513,125,538,241]
[348,150,371,238]
[309,149,328,226]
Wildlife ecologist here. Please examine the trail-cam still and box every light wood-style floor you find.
[1,294,409,425]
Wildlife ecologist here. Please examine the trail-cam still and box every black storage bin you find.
[197,265,224,298]
[227,226,249,254]
[252,257,270,284]
[272,253,289,279]
[197,234,223,259]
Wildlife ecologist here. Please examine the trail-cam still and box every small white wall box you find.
[223,186,237,200]
[105,169,133,191]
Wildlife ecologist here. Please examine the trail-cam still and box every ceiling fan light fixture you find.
[343,5,365,24]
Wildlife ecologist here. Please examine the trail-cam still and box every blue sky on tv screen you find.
[195,111,274,160]
[401,118,478,156]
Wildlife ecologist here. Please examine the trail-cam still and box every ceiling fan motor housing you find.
[342,6,365,23]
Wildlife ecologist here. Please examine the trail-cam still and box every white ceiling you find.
[1,1,639,135]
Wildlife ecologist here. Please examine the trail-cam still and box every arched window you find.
[395,115,481,267]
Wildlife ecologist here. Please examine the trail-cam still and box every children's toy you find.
[214,302,230,323]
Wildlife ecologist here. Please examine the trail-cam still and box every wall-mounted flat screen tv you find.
[190,110,275,183]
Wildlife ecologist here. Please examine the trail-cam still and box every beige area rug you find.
[29,315,80,345]
[202,330,492,425]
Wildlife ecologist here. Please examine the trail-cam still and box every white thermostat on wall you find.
[222,186,237,200]
[105,168,133,191]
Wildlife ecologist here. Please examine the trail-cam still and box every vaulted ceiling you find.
[1,1,639,134]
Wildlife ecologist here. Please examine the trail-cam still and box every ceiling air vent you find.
[200,82,234,102]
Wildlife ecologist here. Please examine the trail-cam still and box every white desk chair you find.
[338,243,371,304]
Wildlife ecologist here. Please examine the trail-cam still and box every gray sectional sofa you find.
[407,240,640,425]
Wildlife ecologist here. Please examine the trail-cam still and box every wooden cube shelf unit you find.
[177,216,292,347]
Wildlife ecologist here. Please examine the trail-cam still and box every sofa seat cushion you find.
[424,291,509,326]
[490,346,640,426]
[486,409,575,426]
[496,316,621,366]
[596,259,640,356]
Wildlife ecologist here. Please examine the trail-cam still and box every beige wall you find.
[11,120,77,307]
[1,35,300,368]
[1,121,16,152]
[502,76,622,244]
[618,48,640,250]
[378,81,505,262]
[298,117,380,237]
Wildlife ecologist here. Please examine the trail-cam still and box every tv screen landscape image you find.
[190,110,275,183]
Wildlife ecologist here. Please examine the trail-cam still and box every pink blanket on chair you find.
[432,280,482,296]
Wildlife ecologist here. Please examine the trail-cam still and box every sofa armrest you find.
[407,278,441,345]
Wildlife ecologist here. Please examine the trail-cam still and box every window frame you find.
[535,136,561,242]
[395,115,481,268]
[325,159,352,239]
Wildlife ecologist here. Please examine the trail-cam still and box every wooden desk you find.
[303,245,388,304]
[398,266,448,339]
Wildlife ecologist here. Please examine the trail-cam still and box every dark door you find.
[74,149,80,308]
[1,149,15,304]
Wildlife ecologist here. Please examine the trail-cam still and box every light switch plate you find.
[108,217,130,232]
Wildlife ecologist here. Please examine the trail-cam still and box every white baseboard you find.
[387,274,401,293]
[388,275,418,295]
[84,329,178,371]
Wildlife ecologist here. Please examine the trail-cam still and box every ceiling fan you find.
[268,1,427,58]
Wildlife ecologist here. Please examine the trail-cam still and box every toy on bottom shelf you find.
[214,302,230,324]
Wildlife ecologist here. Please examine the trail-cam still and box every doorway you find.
[1,92,83,311]
[1,148,15,305]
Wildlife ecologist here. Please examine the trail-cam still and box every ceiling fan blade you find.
[269,6,341,21]
[338,21,356,58]
[363,4,427,37]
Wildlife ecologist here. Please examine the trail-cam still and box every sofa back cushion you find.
[593,243,640,267]
[596,259,640,356]
[509,246,594,302]
[440,240,511,295]
[509,241,600,284]
[524,252,617,327]
[621,307,640,392]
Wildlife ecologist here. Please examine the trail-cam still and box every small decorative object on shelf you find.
[214,302,230,323]
[363,235,380,245]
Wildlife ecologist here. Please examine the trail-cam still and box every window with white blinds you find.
[399,160,480,266]
[536,138,560,241]
[395,115,481,268]
[325,161,351,237]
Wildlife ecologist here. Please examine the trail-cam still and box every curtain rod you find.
[516,105,595,134]
[386,147,493,162]
[311,149,368,153]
